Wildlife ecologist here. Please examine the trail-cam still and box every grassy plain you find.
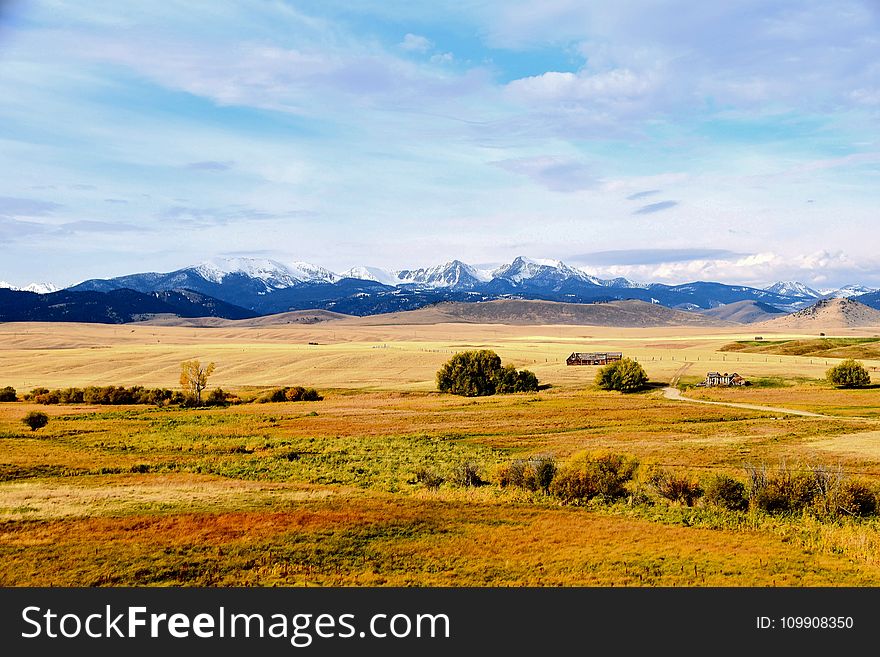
[2,318,880,586]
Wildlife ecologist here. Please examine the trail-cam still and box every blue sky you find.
[0,0,879,288]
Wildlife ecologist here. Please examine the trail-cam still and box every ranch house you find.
[701,371,746,387]
[566,352,623,366]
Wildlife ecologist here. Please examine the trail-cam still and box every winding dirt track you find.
[663,362,826,418]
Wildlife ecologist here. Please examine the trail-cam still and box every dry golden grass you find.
[3,317,880,586]
[3,494,879,586]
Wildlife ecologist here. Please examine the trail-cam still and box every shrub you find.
[494,365,540,394]
[497,456,556,493]
[0,386,17,402]
[436,350,539,396]
[745,463,818,514]
[827,359,871,388]
[285,386,323,402]
[831,480,878,517]
[549,452,638,504]
[256,386,323,403]
[595,358,648,393]
[648,467,703,506]
[22,411,49,432]
[256,388,288,403]
[450,461,485,487]
[704,474,748,511]
[413,467,445,490]
[206,387,231,406]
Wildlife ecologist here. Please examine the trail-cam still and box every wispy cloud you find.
[626,189,660,200]
[0,196,63,217]
[185,160,235,171]
[491,156,599,192]
[572,248,744,266]
[634,200,678,214]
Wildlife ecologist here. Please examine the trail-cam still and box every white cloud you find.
[399,33,432,53]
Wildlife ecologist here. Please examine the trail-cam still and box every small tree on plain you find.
[179,360,216,405]
[436,350,539,397]
[0,386,17,402]
[595,358,648,393]
[827,359,871,388]
[22,411,49,432]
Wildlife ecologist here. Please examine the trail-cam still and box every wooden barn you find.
[701,371,746,387]
[566,352,623,366]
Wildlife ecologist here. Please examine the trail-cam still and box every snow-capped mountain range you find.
[3,256,877,320]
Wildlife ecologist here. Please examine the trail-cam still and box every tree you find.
[179,360,216,404]
[595,358,648,392]
[436,350,502,396]
[827,359,871,388]
[22,411,49,432]
[0,386,16,402]
[436,350,540,397]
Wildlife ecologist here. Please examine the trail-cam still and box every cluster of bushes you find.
[255,386,323,403]
[24,386,177,406]
[487,451,880,520]
[744,463,877,518]
[17,384,321,407]
[0,386,17,402]
[436,350,539,397]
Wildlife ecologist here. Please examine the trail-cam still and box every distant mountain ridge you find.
[0,287,256,323]
[68,256,853,316]
[3,256,878,323]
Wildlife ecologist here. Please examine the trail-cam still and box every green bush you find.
[0,386,17,402]
[704,474,748,511]
[497,456,557,493]
[206,387,231,406]
[648,467,703,506]
[22,411,49,432]
[549,452,638,504]
[595,358,648,393]
[827,359,871,388]
[436,350,539,397]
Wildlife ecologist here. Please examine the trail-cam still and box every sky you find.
[0,0,879,289]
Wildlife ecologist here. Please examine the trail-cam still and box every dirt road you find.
[663,362,826,418]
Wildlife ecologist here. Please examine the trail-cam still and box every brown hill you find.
[138,309,351,327]
[341,299,732,327]
[698,300,786,324]
[757,298,880,330]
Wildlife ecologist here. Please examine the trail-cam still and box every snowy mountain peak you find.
[824,284,877,299]
[191,257,337,287]
[395,260,490,289]
[493,256,595,285]
[764,281,821,299]
[0,280,59,294]
[340,266,398,286]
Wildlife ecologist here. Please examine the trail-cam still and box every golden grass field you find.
[2,318,880,586]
